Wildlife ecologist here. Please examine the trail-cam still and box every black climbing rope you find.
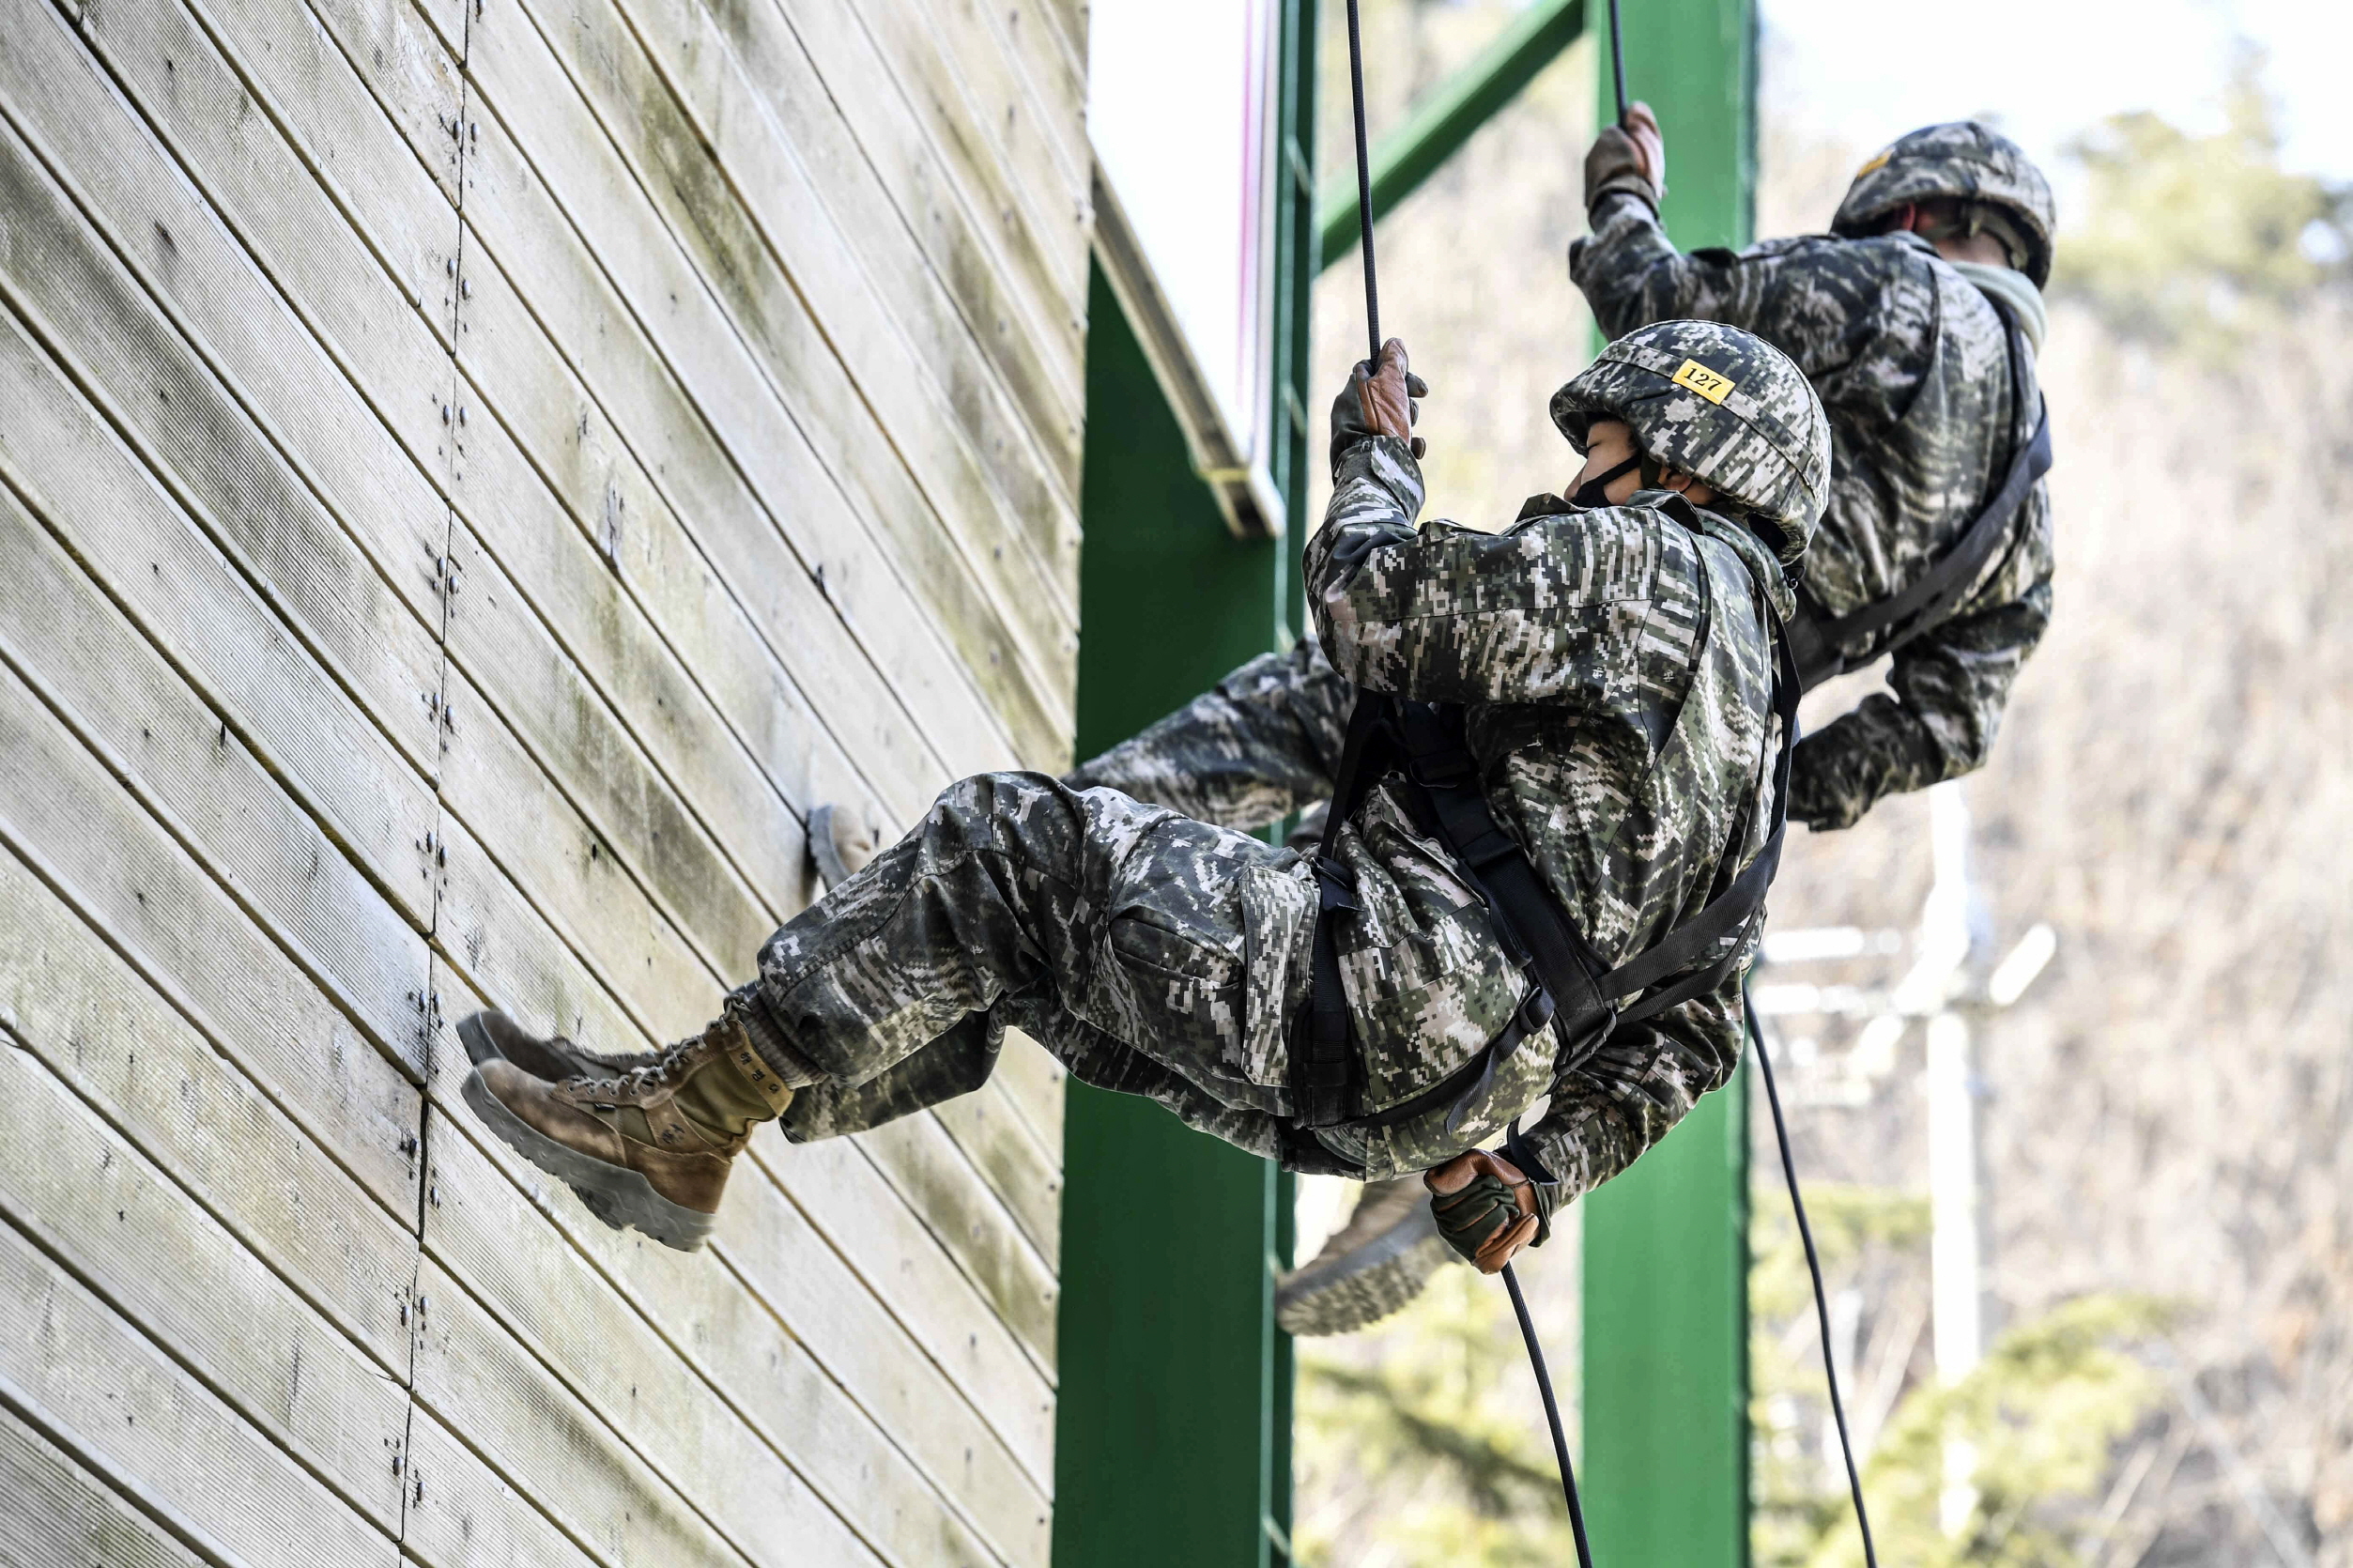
[1343,0,1381,362]
[1606,0,1629,130]
[1748,987,1882,1568]
[1339,9,1594,1560]
[1505,1261,1598,1568]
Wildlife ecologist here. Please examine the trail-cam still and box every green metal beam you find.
[1315,0,1586,270]
[1578,4,1759,1563]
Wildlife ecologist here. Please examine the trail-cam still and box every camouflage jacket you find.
[1078,433,1789,1199]
[1572,193,2054,829]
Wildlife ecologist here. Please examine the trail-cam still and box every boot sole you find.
[460,1065,715,1253]
[1275,1201,1453,1336]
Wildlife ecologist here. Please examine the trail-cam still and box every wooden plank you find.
[446,407,823,920]
[452,235,938,830]
[705,0,1084,419]
[748,1136,1057,1485]
[857,1115,1058,1374]
[931,1083,1063,1268]
[83,0,458,354]
[628,0,1084,517]
[511,0,1082,658]
[990,0,1092,201]
[993,1028,1069,1158]
[400,1406,603,1568]
[710,1156,1055,1568]
[0,483,433,1021]
[0,844,416,1380]
[0,115,444,786]
[296,0,1021,789]
[0,1403,209,1568]
[442,520,781,965]
[172,0,463,294]
[1030,0,1090,84]
[286,0,469,208]
[435,660,721,1044]
[430,807,668,1065]
[457,0,1073,769]
[0,1217,395,1568]
[854,0,1090,309]
[425,961,1029,1568]
[0,4,454,651]
[0,653,423,1213]
[407,1253,761,1568]
[0,317,435,1082]
[775,0,1087,361]
[451,85,1032,784]
[159,0,936,861]
[0,311,435,943]
[0,1041,410,1533]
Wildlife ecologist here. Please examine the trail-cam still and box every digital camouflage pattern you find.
[1830,121,2058,288]
[1065,638,1355,834]
[1062,423,1795,1200]
[1549,317,1832,561]
[1573,192,2054,831]
[758,422,1792,1203]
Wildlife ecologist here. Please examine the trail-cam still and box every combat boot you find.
[1274,1176,1459,1336]
[457,996,796,1251]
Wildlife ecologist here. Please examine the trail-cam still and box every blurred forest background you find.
[1289,5,2353,1565]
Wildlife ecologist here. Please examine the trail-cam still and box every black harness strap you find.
[1785,306,2052,691]
[1292,574,1802,1138]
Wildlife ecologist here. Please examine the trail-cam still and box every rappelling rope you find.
[1749,988,1883,1567]
[1606,0,1629,131]
[1344,0,1381,362]
[1504,1262,1599,1567]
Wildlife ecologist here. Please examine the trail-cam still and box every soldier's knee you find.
[921,771,1081,858]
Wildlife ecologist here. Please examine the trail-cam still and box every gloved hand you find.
[1584,100,1666,215]
[1329,337,1429,467]
[1787,729,1874,832]
[1425,1148,1551,1273]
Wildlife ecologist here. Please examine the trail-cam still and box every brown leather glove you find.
[1426,1149,1545,1274]
[1584,100,1666,216]
[1330,337,1429,464]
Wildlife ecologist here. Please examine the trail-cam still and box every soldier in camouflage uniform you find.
[454,322,1828,1270]
[1577,113,2057,831]
[1083,121,2061,1333]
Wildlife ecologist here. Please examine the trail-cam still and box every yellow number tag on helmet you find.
[1670,359,1737,405]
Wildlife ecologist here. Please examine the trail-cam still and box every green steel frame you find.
[1578,3,1760,1565]
[1053,4,1318,1565]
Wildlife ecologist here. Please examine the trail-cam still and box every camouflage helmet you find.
[1830,121,2057,287]
[1550,319,1830,565]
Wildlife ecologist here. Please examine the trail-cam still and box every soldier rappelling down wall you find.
[1165,117,2061,1336]
[455,323,1830,1276]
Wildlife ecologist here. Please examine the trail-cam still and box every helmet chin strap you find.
[1569,452,1645,508]
[1572,451,1683,509]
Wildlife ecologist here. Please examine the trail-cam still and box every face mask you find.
[1570,453,1645,509]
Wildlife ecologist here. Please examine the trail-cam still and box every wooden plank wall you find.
[0,0,1090,1559]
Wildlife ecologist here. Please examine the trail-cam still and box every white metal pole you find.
[1923,783,1983,1535]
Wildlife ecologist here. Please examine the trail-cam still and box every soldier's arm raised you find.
[1061,640,1354,830]
[1790,494,2054,830]
[1305,433,1684,707]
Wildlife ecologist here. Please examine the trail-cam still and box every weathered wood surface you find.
[0,0,1087,1553]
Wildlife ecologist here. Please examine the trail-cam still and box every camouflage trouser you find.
[758,773,1316,1163]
